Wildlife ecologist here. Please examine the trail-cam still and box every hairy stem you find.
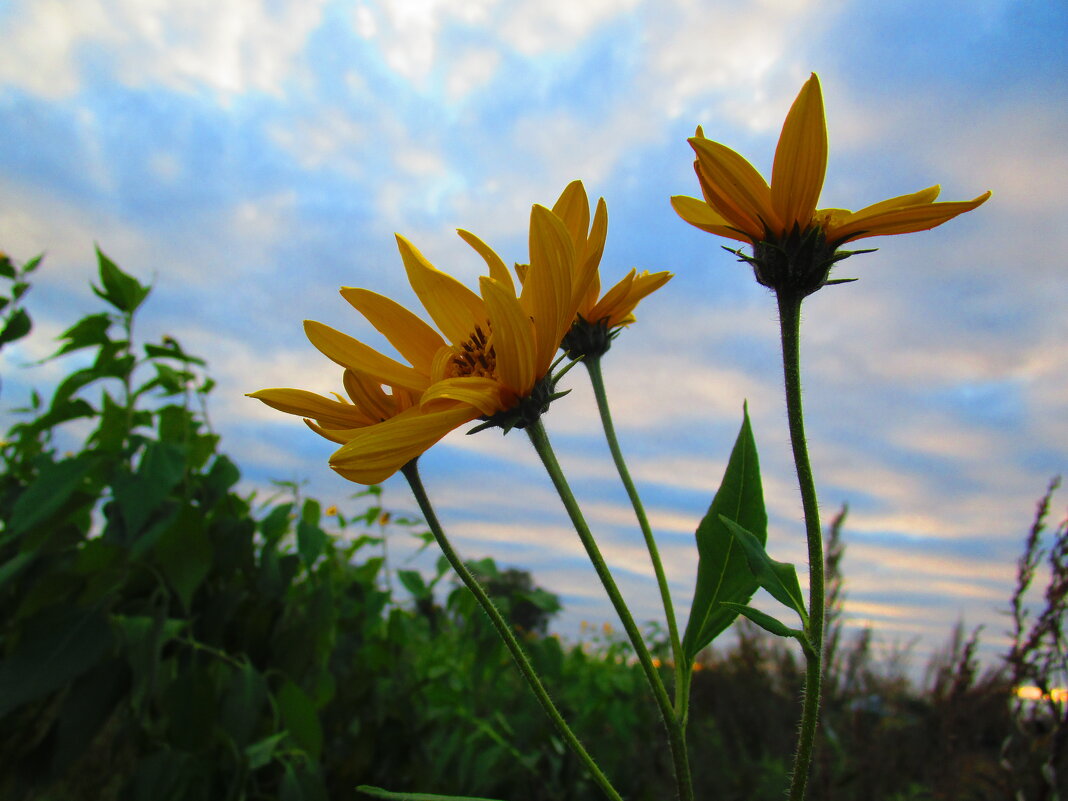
[525,420,694,801]
[401,460,622,801]
[585,355,688,721]
[777,291,825,801]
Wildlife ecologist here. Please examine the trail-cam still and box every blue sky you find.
[2,0,1067,676]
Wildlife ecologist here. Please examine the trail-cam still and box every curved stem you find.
[777,291,825,801]
[525,420,694,801]
[400,461,623,801]
[585,356,688,720]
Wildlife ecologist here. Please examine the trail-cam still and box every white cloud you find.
[498,0,641,56]
[353,0,499,88]
[267,109,367,175]
[0,0,329,98]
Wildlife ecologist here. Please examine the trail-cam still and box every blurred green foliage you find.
[0,249,1057,801]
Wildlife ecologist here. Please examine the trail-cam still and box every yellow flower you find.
[671,73,991,295]
[248,370,444,484]
[550,180,673,331]
[514,181,673,359]
[252,204,580,485]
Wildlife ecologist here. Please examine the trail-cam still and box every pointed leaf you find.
[720,602,800,640]
[0,307,31,347]
[720,516,808,625]
[93,246,150,313]
[278,679,323,760]
[682,405,767,660]
[297,499,327,566]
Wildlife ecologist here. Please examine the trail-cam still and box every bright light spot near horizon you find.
[1015,685,1068,703]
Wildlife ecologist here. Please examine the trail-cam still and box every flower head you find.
[672,73,991,297]
[540,180,673,359]
[250,205,580,484]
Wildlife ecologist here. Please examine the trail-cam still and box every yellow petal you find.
[420,376,509,416]
[588,270,672,328]
[586,270,634,323]
[342,369,405,421]
[248,387,377,429]
[395,234,489,347]
[829,191,992,243]
[456,228,515,295]
[573,196,608,316]
[670,195,752,243]
[690,137,780,237]
[847,185,942,218]
[330,405,480,484]
[305,418,360,445]
[551,180,591,255]
[340,287,447,375]
[523,205,574,374]
[480,275,535,396]
[304,320,430,392]
[771,73,828,232]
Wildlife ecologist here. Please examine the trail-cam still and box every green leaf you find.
[297,499,327,566]
[281,761,328,801]
[21,253,43,274]
[52,312,112,358]
[719,517,808,626]
[682,404,767,661]
[115,614,184,712]
[6,454,95,539]
[0,306,31,347]
[720,602,800,639]
[114,441,188,536]
[155,508,213,610]
[278,679,323,760]
[144,337,206,366]
[0,606,114,717]
[93,246,150,313]
[260,503,294,545]
[219,661,267,748]
[397,569,429,600]
[357,787,507,801]
[245,732,288,770]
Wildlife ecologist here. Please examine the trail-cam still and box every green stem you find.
[525,420,694,801]
[777,291,825,801]
[585,356,688,721]
[400,461,623,801]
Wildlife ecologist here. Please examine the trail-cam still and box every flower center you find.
[449,324,497,379]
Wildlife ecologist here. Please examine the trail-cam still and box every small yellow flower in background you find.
[672,73,991,296]
[251,203,584,485]
[325,504,339,516]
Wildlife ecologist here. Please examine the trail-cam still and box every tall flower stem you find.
[584,356,688,719]
[776,291,825,801]
[400,460,623,801]
[525,420,695,801]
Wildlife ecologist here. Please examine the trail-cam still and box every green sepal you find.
[718,516,808,627]
[681,404,767,661]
